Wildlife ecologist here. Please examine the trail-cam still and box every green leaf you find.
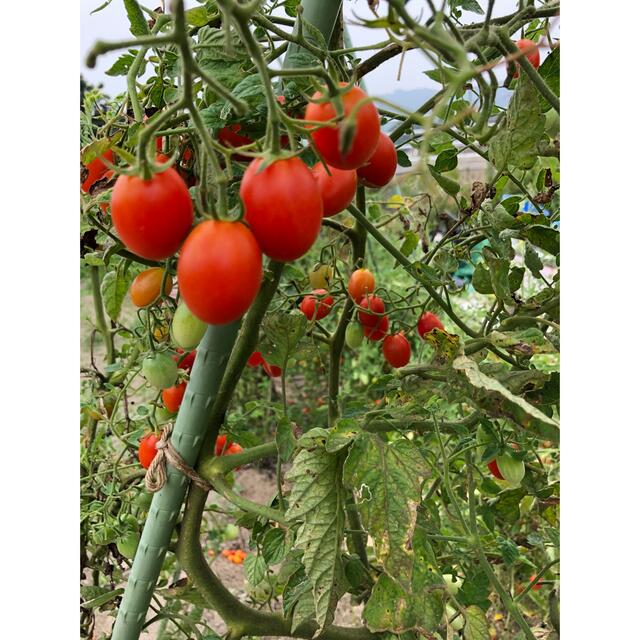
[538,46,560,112]
[485,255,511,302]
[434,148,458,173]
[101,265,133,322]
[433,250,459,274]
[429,165,460,195]
[344,435,428,586]
[81,587,124,609]
[452,356,560,443]
[325,418,361,453]
[509,266,524,292]
[500,195,522,215]
[492,488,526,524]
[397,149,412,168]
[285,448,345,631]
[123,0,149,37]
[457,569,490,610]
[105,52,137,76]
[471,264,493,295]
[263,528,287,565]
[450,0,484,15]
[463,605,490,640]
[285,0,301,17]
[524,225,559,256]
[260,311,308,367]
[185,6,210,26]
[487,328,556,356]
[276,416,296,463]
[301,18,327,49]
[488,73,545,170]
[244,553,268,587]
[496,536,520,566]
[524,242,544,278]
[157,581,210,607]
[487,204,519,231]
[400,231,420,258]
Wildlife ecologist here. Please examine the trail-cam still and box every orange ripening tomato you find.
[417,311,444,338]
[305,84,381,170]
[177,220,263,325]
[240,157,323,261]
[382,333,411,368]
[311,162,357,217]
[358,295,385,327]
[357,133,397,188]
[162,381,187,413]
[138,433,159,469]
[529,574,542,591]
[247,351,264,368]
[225,443,243,456]
[82,149,115,193]
[348,268,375,301]
[300,289,334,321]
[512,39,540,78]
[363,315,389,341]
[111,167,193,260]
[130,268,173,307]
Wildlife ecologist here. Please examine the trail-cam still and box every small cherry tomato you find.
[345,322,364,349]
[311,162,357,217]
[162,381,187,413]
[82,150,115,193]
[363,315,389,341]
[305,83,381,170]
[215,434,228,456]
[171,301,207,349]
[130,268,172,308]
[357,133,397,188]
[177,220,263,325]
[382,332,411,368]
[300,289,334,321]
[348,268,375,301]
[225,443,243,456]
[358,294,385,327]
[141,352,179,389]
[240,156,323,262]
[247,351,264,368]
[111,167,193,260]
[138,433,159,469]
[417,311,444,338]
[512,39,540,78]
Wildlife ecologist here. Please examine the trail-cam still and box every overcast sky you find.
[81,0,556,97]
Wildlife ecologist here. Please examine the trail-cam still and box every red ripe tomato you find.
[357,133,397,188]
[215,434,228,456]
[529,574,542,591]
[363,315,389,341]
[218,124,253,161]
[82,150,115,193]
[513,39,540,78]
[417,311,444,338]
[111,168,193,260]
[225,443,243,456]
[382,333,411,368]
[300,289,334,321]
[162,381,187,413]
[348,268,375,301]
[488,459,504,480]
[174,349,197,372]
[240,157,323,262]
[311,162,357,217]
[130,267,172,307]
[138,433,159,469]
[305,84,381,170]
[262,361,282,377]
[247,351,264,368]
[358,295,385,327]
[177,220,263,325]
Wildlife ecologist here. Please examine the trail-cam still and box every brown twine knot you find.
[145,423,212,493]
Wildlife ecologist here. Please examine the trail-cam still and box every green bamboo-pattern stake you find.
[112,321,240,640]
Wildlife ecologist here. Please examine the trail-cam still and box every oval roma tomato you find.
[348,268,375,301]
[529,574,542,591]
[138,433,159,469]
[247,351,264,368]
[240,157,323,262]
[345,322,364,349]
[513,39,540,78]
[308,264,333,289]
[382,333,411,368]
[358,294,385,327]
[311,162,357,217]
[487,458,504,480]
[496,453,526,487]
[225,442,243,456]
[141,352,178,389]
[305,84,381,170]
[171,301,207,349]
[130,267,172,308]
[417,311,444,338]
[262,361,282,377]
[174,348,197,371]
[357,133,397,188]
[215,434,228,456]
[177,220,263,325]
[82,150,114,193]
[111,168,193,260]
[363,315,389,341]
[162,381,187,413]
[300,289,333,321]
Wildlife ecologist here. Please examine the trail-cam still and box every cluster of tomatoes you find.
[138,430,242,471]
[221,548,247,565]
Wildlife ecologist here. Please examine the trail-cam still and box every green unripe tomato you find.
[171,301,207,349]
[308,264,333,289]
[116,531,140,559]
[223,523,240,542]
[141,352,178,389]
[134,490,154,513]
[444,604,464,632]
[345,322,364,349]
[496,453,526,487]
[442,573,461,596]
